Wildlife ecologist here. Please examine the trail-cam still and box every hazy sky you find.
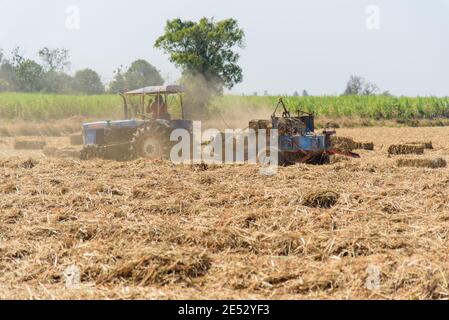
[1,0,448,96]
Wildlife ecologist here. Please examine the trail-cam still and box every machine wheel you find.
[129,122,172,160]
[80,145,101,160]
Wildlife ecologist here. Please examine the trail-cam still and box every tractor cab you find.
[81,85,193,160]
[121,85,184,119]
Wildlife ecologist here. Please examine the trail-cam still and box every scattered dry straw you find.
[1,125,449,300]
[19,158,38,169]
[302,190,339,208]
[98,248,211,286]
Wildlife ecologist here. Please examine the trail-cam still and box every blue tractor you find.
[252,98,360,165]
[80,85,192,161]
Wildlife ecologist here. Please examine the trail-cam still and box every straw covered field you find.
[1,126,449,300]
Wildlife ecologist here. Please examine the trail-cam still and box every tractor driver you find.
[147,95,170,120]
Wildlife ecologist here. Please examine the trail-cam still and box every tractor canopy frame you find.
[120,85,186,120]
[271,98,315,133]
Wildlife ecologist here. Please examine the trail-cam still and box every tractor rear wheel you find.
[129,122,172,160]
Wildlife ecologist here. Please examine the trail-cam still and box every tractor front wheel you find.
[80,145,101,160]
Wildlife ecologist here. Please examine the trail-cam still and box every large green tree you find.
[125,59,164,89]
[73,69,104,94]
[109,59,164,93]
[15,59,44,92]
[155,17,245,92]
[41,71,74,94]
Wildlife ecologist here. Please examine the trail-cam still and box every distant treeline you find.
[0,47,164,95]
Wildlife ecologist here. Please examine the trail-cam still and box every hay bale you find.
[388,144,424,155]
[70,134,83,146]
[42,147,58,157]
[357,142,374,151]
[331,137,374,151]
[55,148,81,158]
[407,141,433,150]
[43,147,80,158]
[330,136,358,151]
[13,140,46,150]
[303,190,339,208]
[397,158,447,169]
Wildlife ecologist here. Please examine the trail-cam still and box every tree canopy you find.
[343,75,379,96]
[155,17,245,92]
[73,69,105,95]
[109,59,164,93]
[15,59,44,92]
[38,47,71,72]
